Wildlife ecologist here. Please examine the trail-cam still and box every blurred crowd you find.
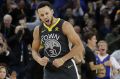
[0,0,120,79]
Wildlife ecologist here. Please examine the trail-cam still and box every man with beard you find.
[32,1,84,79]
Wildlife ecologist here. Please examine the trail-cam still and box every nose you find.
[43,15,47,19]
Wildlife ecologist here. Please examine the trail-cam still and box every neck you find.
[51,17,58,25]
[4,24,10,28]
[87,44,95,51]
[99,51,106,56]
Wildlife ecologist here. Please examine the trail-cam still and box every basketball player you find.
[32,1,84,79]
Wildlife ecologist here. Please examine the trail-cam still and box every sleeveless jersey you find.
[40,18,70,59]
[96,55,111,79]
[39,18,79,79]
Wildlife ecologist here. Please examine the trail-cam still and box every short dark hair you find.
[18,14,26,20]
[84,31,96,43]
[37,1,53,10]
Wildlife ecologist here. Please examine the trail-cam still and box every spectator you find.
[13,14,33,79]
[96,40,120,79]
[0,0,17,22]
[53,0,75,17]
[99,17,112,39]
[0,14,17,52]
[105,26,120,52]
[63,7,75,21]
[0,33,12,67]
[0,66,9,79]
[17,0,33,22]
[83,17,97,35]
[30,0,39,15]
[68,18,76,26]
[81,31,103,79]
[0,14,14,37]
[73,0,84,27]
[26,11,41,31]
[105,0,117,22]
[111,49,120,79]
[114,10,120,26]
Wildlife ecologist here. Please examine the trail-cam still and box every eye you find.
[46,12,48,15]
[40,14,44,17]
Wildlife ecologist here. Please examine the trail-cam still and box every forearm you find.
[32,50,41,64]
[91,64,103,71]
[62,44,84,62]
[26,19,41,31]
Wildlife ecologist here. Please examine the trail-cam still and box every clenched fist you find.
[39,56,49,66]
[52,58,65,68]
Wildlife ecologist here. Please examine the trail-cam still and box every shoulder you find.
[85,46,92,53]
[85,47,93,55]
[33,26,40,37]
[62,21,74,34]
[33,26,40,33]
[113,50,120,54]
[6,77,10,79]
[111,50,120,56]
[110,56,116,60]
[62,21,72,28]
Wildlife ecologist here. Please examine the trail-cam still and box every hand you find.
[99,64,104,69]
[19,19,26,27]
[112,69,119,75]
[39,56,49,66]
[15,26,24,34]
[0,43,7,54]
[104,60,112,67]
[52,58,65,68]
[11,4,18,9]
[73,56,81,64]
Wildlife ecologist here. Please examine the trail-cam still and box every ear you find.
[51,9,54,15]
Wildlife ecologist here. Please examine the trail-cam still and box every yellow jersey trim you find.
[43,18,60,32]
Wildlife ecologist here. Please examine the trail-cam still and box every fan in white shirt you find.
[111,49,120,79]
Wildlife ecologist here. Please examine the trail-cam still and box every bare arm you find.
[32,26,49,66]
[89,62,104,71]
[32,26,41,62]
[52,21,84,68]
[61,21,84,62]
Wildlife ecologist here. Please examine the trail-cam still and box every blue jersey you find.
[96,55,111,79]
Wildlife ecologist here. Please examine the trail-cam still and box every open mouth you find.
[101,49,105,51]
[45,19,50,25]
[45,19,49,23]
[99,49,105,52]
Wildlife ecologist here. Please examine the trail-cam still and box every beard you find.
[50,16,53,26]
[43,16,54,26]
